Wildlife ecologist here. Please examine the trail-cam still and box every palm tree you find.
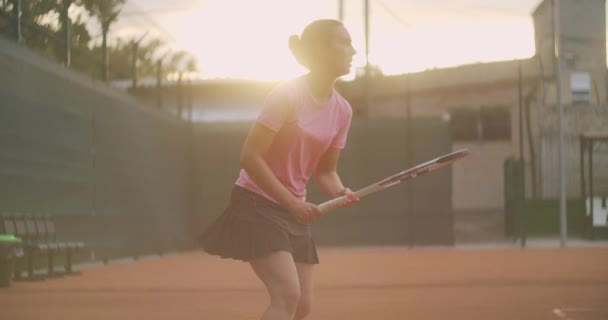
[83,0,125,82]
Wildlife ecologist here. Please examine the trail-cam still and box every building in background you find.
[121,0,608,226]
[348,0,607,213]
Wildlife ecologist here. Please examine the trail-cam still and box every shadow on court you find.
[1,247,607,320]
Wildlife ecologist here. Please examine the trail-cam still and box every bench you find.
[0,213,85,280]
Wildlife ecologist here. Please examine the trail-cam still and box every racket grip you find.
[318,195,348,213]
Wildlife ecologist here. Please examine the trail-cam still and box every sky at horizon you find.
[77,0,604,81]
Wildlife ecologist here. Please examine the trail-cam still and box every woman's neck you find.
[305,72,336,102]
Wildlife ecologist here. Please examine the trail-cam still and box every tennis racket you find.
[318,149,470,213]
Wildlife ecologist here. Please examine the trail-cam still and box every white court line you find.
[553,308,572,320]
[553,307,607,320]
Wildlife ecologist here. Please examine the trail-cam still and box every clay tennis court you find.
[2,246,607,320]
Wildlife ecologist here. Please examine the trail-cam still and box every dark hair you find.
[289,19,344,69]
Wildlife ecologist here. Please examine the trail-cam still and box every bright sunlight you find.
[118,0,537,80]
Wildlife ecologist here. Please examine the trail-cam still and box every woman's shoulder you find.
[263,77,304,109]
[269,76,304,95]
[333,91,353,116]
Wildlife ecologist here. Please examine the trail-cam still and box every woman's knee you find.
[271,284,301,313]
[294,295,312,319]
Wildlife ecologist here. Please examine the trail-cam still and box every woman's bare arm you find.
[240,123,322,223]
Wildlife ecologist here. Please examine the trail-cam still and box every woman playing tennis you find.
[202,19,357,320]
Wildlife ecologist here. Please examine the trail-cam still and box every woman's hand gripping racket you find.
[318,149,470,213]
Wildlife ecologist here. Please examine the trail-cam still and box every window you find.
[450,107,511,142]
[481,107,511,141]
[450,108,479,141]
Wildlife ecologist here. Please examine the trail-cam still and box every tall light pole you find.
[362,0,370,117]
[364,0,370,72]
[554,0,568,247]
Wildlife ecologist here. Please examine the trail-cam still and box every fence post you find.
[504,158,526,246]
[11,0,21,43]
[60,0,71,66]
[156,59,163,109]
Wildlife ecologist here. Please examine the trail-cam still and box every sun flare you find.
[158,0,537,80]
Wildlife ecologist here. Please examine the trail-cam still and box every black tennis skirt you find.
[201,185,319,264]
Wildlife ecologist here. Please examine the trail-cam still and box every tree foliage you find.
[0,0,199,81]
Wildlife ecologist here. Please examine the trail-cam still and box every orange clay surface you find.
[1,247,608,320]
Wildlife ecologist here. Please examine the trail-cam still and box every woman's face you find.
[313,25,356,77]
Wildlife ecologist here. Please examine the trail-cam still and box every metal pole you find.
[131,42,138,92]
[363,0,370,117]
[131,31,149,94]
[61,0,71,66]
[364,0,370,72]
[405,75,413,247]
[13,0,21,43]
[188,77,193,122]
[177,72,183,119]
[518,60,524,164]
[156,59,163,109]
[101,22,109,82]
[554,0,568,247]
[518,60,526,247]
[580,136,586,207]
[589,140,594,233]
[156,51,169,109]
[338,0,344,21]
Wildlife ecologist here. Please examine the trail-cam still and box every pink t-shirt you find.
[235,76,353,203]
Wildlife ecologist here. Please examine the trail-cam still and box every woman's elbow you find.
[315,169,335,181]
[240,150,258,169]
[239,152,250,168]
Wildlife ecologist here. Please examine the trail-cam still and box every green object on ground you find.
[0,235,21,288]
[0,234,21,243]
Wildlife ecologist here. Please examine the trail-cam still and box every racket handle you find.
[318,195,348,213]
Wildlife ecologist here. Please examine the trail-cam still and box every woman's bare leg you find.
[251,251,301,320]
[294,263,315,320]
